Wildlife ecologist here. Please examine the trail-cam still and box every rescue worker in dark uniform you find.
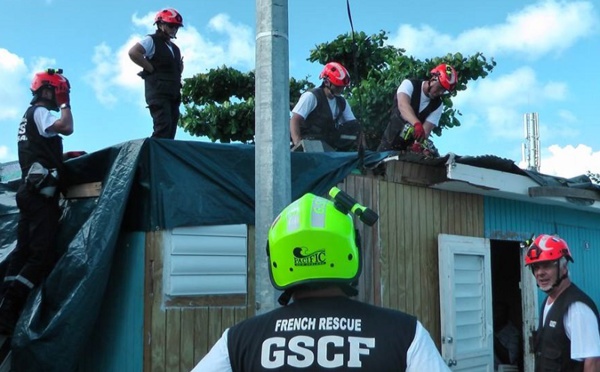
[0,69,74,335]
[378,63,457,154]
[129,8,184,139]
[192,188,450,371]
[524,234,600,371]
[290,62,362,151]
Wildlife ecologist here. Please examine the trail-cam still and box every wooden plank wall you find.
[144,227,256,372]
[378,175,484,348]
[141,163,484,369]
[338,174,381,306]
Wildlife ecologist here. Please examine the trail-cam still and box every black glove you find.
[137,70,151,79]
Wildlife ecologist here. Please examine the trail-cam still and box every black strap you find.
[346,0,365,162]
[409,79,442,123]
[333,95,346,123]
[0,336,11,368]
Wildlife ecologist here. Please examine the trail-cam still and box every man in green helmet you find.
[192,190,449,371]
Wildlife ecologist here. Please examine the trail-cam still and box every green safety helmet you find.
[267,192,361,292]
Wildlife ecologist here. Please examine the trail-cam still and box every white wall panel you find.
[170,255,247,275]
[168,275,247,296]
[165,224,248,296]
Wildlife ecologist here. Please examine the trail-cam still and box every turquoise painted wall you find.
[484,196,600,308]
[78,232,145,372]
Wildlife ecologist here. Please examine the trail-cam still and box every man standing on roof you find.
[0,68,74,335]
[129,8,184,139]
[290,62,362,151]
[524,234,600,371]
[377,63,457,154]
[192,189,450,371]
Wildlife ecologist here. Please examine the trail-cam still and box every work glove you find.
[413,122,426,141]
[56,91,70,106]
[137,70,152,79]
[410,141,423,154]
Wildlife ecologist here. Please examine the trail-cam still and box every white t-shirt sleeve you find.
[139,35,155,58]
[191,328,232,372]
[33,107,59,137]
[396,79,443,126]
[341,97,356,123]
[291,91,318,119]
[426,104,443,127]
[397,79,414,97]
[406,321,451,371]
[565,301,600,359]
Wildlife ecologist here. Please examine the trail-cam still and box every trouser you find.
[377,111,408,152]
[302,121,361,152]
[148,99,181,139]
[332,120,361,151]
[1,184,61,321]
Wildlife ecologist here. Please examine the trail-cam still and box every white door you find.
[438,234,494,371]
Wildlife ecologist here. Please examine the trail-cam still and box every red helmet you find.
[430,63,458,92]
[524,234,574,266]
[154,8,184,27]
[31,68,70,96]
[319,62,350,87]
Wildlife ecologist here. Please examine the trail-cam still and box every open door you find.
[438,234,494,371]
[520,246,538,372]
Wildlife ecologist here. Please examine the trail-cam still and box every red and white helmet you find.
[319,62,350,87]
[31,69,70,96]
[154,8,184,27]
[430,63,458,92]
[524,234,574,266]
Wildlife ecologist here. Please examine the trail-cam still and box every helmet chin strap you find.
[323,81,336,98]
[540,270,568,293]
[424,79,434,99]
[31,94,58,111]
[158,27,176,40]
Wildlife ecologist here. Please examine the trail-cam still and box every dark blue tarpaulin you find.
[0,138,388,371]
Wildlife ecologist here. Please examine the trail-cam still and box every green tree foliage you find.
[181,66,313,143]
[309,31,496,148]
[180,30,496,149]
[586,171,600,184]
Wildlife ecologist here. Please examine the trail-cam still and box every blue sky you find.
[1,0,599,178]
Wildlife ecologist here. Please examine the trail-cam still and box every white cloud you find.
[557,109,577,123]
[30,57,58,77]
[87,12,256,108]
[453,67,567,140]
[535,144,600,177]
[206,14,254,66]
[0,145,13,162]
[389,0,597,59]
[87,43,120,107]
[131,12,155,30]
[0,49,29,121]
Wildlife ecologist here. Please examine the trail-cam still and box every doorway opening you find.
[490,239,524,371]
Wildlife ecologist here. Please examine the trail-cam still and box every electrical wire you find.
[345,0,366,169]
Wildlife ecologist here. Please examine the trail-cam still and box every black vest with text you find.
[144,33,182,103]
[17,106,64,179]
[227,296,417,371]
[300,87,346,142]
[378,79,442,151]
[393,79,442,125]
[534,283,600,372]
